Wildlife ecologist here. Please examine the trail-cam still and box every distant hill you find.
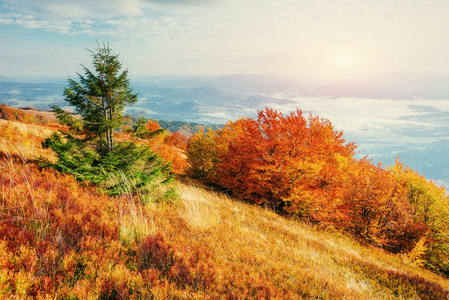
[0,80,65,111]
[0,78,296,124]
[130,83,296,124]
[135,72,449,99]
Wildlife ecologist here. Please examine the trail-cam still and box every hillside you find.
[1,119,449,298]
[0,104,58,125]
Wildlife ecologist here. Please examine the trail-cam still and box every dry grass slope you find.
[176,182,449,299]
[0,119,448,299]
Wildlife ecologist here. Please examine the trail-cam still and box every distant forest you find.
[126,113,222,134]
[155,119,222,133]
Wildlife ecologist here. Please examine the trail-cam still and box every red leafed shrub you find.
[138,233,176,274]
[137,233,216,290]
[0,156,126,298]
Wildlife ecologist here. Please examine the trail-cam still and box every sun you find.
[332,53,356,67]
[315,51,361,80]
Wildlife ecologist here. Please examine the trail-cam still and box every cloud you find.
[0,11,73,33]
[3,0,145,19]
[1,0,223,40]
[1,0,152,36]
[0,18,14,25]
[3,0,449,79]
[142,0,220,5]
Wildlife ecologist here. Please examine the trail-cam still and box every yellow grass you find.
[176,181,449,299]
[0,119,55,139]
[0,119,56,162]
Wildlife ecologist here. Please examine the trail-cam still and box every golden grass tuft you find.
[178,183,222,230]
[116,192,157,245]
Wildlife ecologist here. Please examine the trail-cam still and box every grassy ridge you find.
[0,104,58,125]
[0,119,448,299]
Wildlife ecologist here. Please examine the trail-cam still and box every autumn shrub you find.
[97,264,149,300]
[186,127,220,180]
[0,152,176,298]
[137,233,216,291]
[389,160,449,275]
[138,233,176,274]
[0,155,118,297]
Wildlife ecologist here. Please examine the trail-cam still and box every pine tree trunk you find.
[105,109,113,154]
[108,107,114,153]
[102,100,112,155]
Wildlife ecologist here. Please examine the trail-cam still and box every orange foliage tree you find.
[204,108,357,221]
[186,127,219,180]
[186,119,245,181]
[340,158,427,252]
[164,131,188,151]
[145,119,162,132]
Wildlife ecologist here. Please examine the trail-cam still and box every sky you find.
[1,0,449,82]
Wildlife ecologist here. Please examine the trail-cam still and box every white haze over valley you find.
[271,97,448,144]
[269,96,449,186]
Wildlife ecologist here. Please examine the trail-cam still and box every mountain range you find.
[2,72,449,120]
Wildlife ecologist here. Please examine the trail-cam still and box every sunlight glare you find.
[333,53,356,67]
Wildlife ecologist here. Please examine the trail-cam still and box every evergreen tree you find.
[52,42,138,155]
[43,43,174,199]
